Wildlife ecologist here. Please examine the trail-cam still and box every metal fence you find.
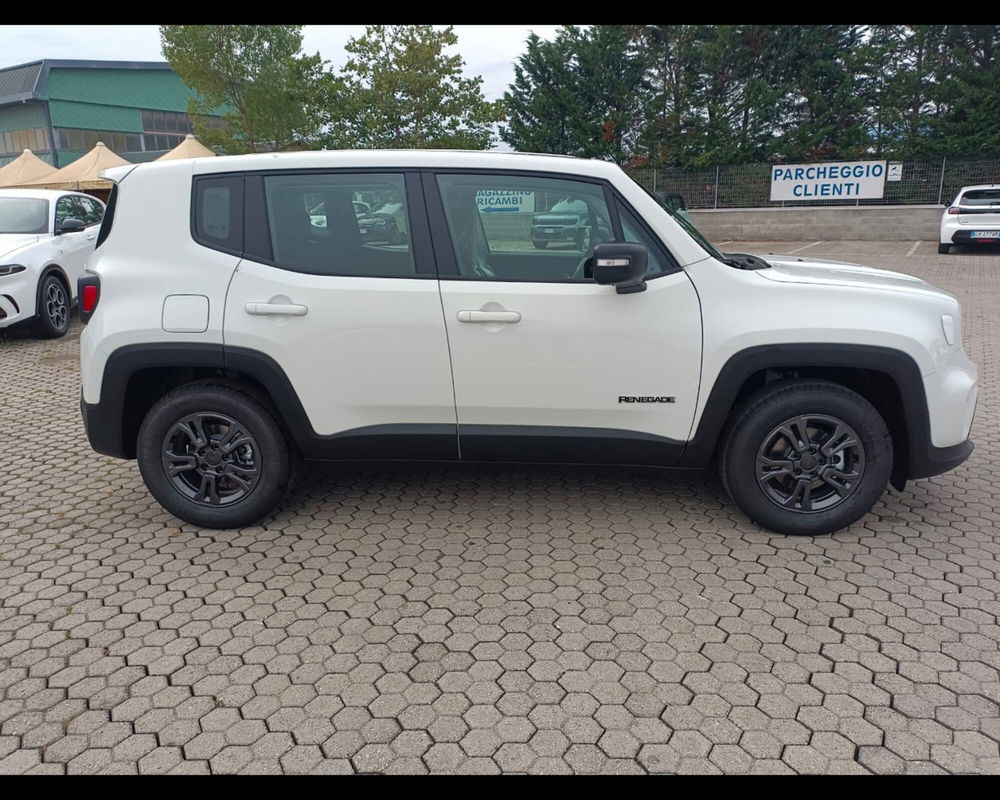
[626,156,1000,210]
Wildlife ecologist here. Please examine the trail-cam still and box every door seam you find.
[419,171,462,459]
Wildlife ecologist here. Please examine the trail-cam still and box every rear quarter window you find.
[192,174,245,256]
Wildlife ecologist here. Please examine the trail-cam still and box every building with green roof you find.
[0,59,223,168]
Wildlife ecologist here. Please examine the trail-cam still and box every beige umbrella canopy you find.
[0,149,58,188]
[156,133,216,161]
[15,141,130,191]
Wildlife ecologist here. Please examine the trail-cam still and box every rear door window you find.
[256,172,415,277]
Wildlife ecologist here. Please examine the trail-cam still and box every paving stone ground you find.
[1,241,999,774]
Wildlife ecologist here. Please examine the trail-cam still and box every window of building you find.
[141,109,195,136]
[56,129,145,154]
[1,128,50,156]
[143,133,185,152]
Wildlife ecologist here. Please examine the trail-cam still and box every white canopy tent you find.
[0,149,58,188]
[156,133,216,161]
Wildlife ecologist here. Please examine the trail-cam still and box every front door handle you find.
[457,310,521,324]
[245,302,308,317]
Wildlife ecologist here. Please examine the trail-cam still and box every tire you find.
[938,243,951,254]
[719,380,892,536]
[137,382,293,529]
[532,240,549,249]
[32,273,70,339]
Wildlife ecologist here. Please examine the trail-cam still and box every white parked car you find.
[939,184,1000,254]
[0,188,105,338]
[78,151,977,536]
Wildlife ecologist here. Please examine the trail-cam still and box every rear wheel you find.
[137,383,293,529]
[938,243,951,254]
[719,380,892,536]
[532,240,549,249]
[32,273,70,339]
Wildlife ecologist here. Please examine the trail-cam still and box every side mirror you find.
[592,242,648,294]
[58,218,86,234]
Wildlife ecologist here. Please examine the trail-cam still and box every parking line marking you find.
[715,240,732,246]
[906,241,922,256]
[787,241,823,254]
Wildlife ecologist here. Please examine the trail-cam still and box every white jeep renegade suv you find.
[78,151,977,536]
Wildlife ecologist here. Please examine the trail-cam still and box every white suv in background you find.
[0,188,105,337]
[939,184,1000,254]
[78,151,977,536]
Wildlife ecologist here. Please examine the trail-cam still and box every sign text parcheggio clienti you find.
[770,161,887,201]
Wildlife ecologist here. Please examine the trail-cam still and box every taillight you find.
[947,207,961,215]
[78,274,100,324]
[82,284,98,312]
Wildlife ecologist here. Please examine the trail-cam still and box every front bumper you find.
[531,227,577,242]
[0,270,37,328]
[909,437,974,480]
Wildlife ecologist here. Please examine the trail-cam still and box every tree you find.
[160,25,336,154]
[770,25,870,161]
[502,25,646,165]
[329,25,504,150]
[501,32,578,156]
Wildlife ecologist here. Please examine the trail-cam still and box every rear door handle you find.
[457,310,521,324]
[245,302,308,317]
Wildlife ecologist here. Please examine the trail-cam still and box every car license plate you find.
[544,228,555,234]
[971,231,1000,239]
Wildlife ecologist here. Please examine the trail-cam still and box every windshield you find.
[632,182,726,261]
[0,197,48,234]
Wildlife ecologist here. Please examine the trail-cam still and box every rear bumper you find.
[81,391,129,459]
[947,230,1000,245]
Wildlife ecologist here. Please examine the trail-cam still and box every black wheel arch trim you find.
[82,341,972,483]
[677,342,973,484]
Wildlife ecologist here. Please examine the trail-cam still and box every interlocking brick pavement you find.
[1,242,998,774]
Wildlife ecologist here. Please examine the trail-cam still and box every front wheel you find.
[719,380,892,536]
[137,383,293,528]
[938,243,951,254]
[32,274,70,338]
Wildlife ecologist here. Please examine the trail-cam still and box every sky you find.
[0,25,562,102]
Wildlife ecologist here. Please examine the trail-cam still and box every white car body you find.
[0,188,104,332]
[939,184,1000,252]
[78,150,977,534]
